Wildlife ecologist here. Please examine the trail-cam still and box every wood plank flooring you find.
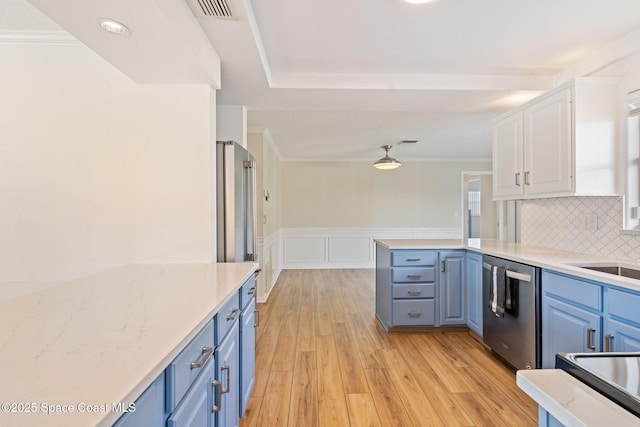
[240,269,537,427]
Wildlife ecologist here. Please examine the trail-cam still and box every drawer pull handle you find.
[226,308,240,321]
[586,328,596,350]
[211,379,221,413]
[248,286,256,295]
[407,290,422,296]
[406,258,421,262]
[605,334,614,352]
[221,365,231,394]
[190,346,213,369]
[408,311,422,318]
[407,275,421,280]
[254,309,260,327]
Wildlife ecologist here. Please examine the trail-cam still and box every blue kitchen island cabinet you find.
[465,251,483,336]
[375,243,466,330]
[111,272,255,427]
[439,251,466,326]
[239,276,257,416]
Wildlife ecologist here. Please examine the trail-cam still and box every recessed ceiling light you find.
[98,19,130,36]
[404,0,435,4]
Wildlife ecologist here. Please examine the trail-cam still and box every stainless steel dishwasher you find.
[482,254,541,370]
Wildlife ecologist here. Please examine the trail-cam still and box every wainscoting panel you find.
[283,237,326,264]
[328,237,371,263]
[281,227,461,269]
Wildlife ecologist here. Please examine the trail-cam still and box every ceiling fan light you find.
[373,145,402,170]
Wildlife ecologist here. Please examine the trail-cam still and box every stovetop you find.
[556,352,640,417]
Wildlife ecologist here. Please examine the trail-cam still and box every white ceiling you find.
[5,0,640,162]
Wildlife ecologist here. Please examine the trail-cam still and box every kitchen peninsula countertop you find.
[376,238,640,423]
[517,369,639,426]
[0,262,257,427]
[375,238,640,293]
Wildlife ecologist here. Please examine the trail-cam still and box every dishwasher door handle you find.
[482,262,532,283]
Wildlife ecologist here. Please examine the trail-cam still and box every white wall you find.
[0,41,214,290]
[217,105,247,147]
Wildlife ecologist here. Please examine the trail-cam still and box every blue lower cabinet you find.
[542,295,601,368]
[538,407,564,427]
[605,318,640,352]
[112,372,166,427]
[240,297,256,417]
[465,251,483,336]
[167,357,216,427]
[216,320,240,427]
[439,251,466,326]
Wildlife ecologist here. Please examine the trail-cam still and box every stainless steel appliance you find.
[482,255,541,369]
[216,141,257,262]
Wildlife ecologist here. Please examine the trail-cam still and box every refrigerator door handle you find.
[244,159,257,261]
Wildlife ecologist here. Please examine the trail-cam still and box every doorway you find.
[461,171,519,242]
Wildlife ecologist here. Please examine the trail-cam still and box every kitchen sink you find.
[556,352,640,417]
[572,264,640,280]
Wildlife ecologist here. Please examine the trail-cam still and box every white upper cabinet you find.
[492,78,619,200]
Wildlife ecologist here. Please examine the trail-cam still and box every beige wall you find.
[248,131,281,237]
[0,42,214,285]
[281,160,491,228]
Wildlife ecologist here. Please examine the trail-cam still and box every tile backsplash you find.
[521,196,640,263]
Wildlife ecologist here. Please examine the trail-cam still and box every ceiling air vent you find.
[188,0,235,19]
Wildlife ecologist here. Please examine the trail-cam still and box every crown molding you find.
[0,30,80,46]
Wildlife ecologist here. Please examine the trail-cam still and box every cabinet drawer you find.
[240,275,257,310]
[166,319,214,412]
[392,283,435,299]
[216,293,241,344]
[392,300,435,326]
[607,288,640,324]
[392,267,435,283]
[542,271,602,311]
[391,251,436,267]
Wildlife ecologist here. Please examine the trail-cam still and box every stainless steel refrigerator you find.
[216,141,257,262]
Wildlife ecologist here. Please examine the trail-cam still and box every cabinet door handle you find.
[406,258,421,262]
[605,334,614,352]
[190,346,213,369]
[254,309,260,327]
[441,261,446,272]
[586,328,596,350]
[248,286,256,296]
[515,172,521,186]
[406,275,421,280]
[211,379,221,413]
[226,308,240,321]
[524,171,530,186]
[407,290,422,296]
[221,365,231,394]
[408,311,422,318]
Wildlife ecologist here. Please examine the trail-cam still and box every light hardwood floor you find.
[240,269,537,427]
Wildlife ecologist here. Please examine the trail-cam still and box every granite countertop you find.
[374,238,640,293]
[0,262,257,427]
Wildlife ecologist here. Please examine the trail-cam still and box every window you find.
[624,95,640,230]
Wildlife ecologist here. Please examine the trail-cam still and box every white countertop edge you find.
[374,238,640,293]
[98,265,258,427]
[516,369,639,427]
[0,262,258,427]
